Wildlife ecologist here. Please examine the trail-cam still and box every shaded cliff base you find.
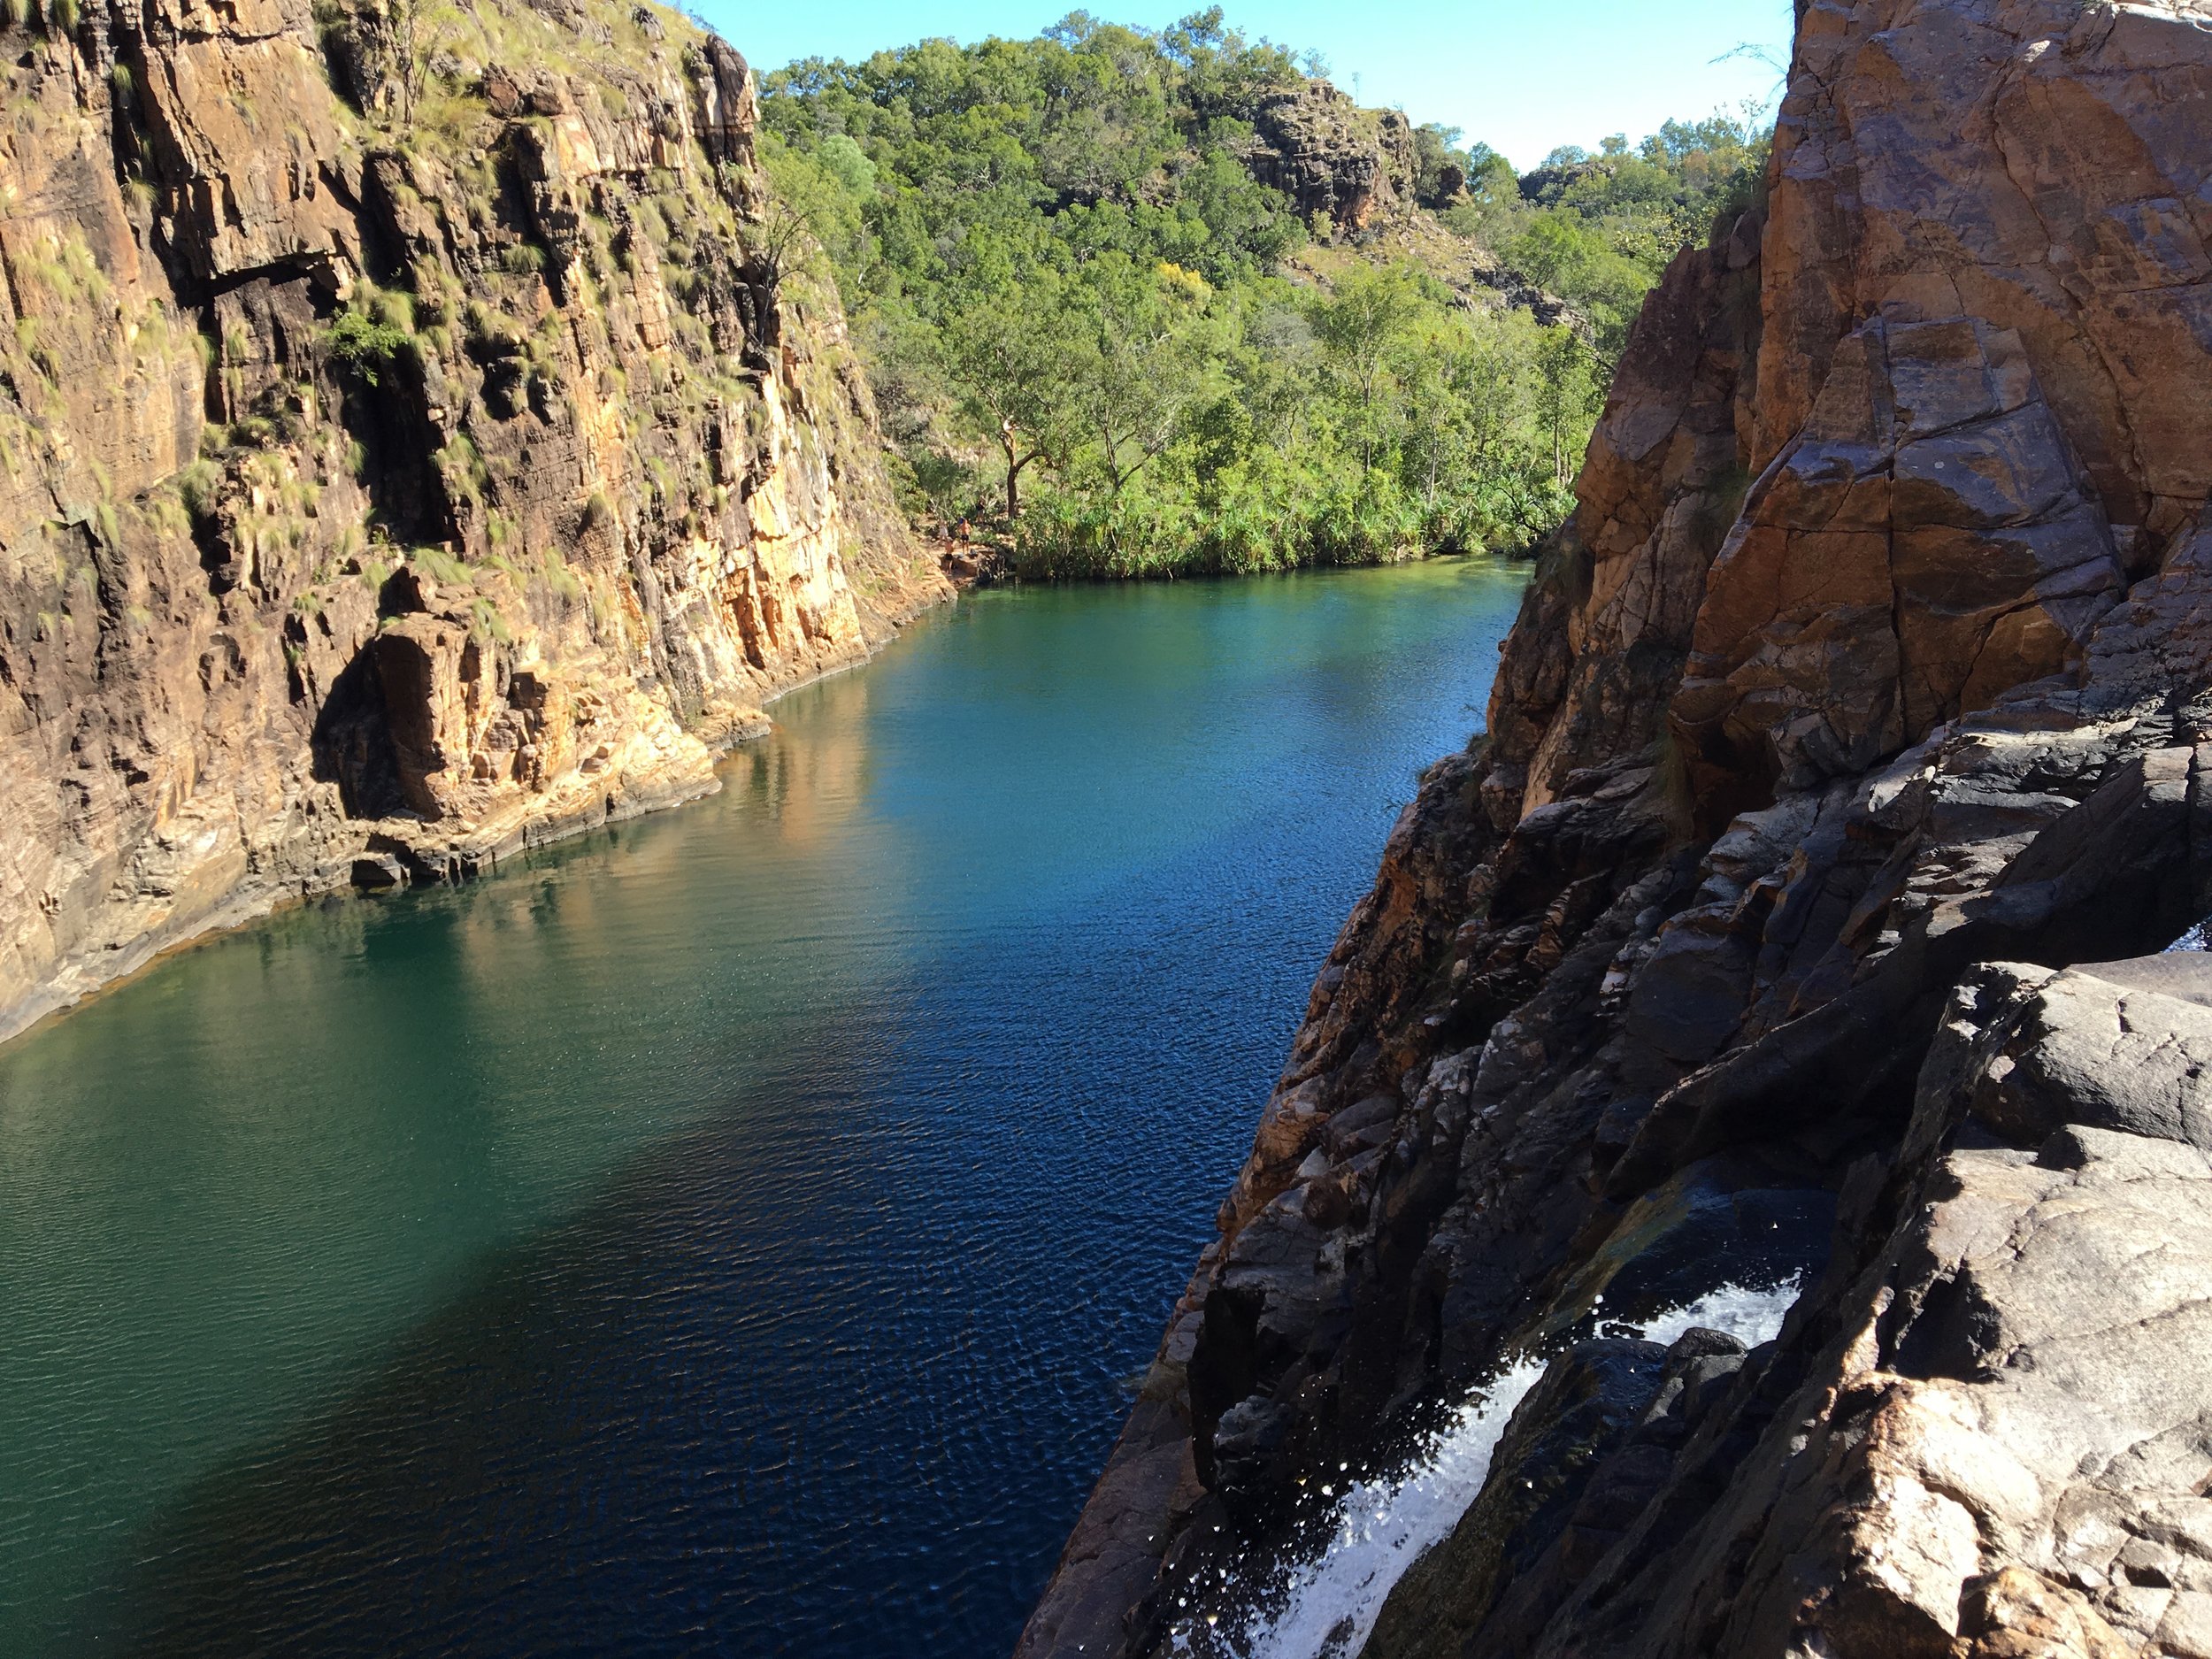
[0,587,944,1048]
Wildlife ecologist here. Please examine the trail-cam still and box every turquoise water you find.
[0,559,1527,1657]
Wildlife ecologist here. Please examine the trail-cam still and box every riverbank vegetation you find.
[760,10,1769,579]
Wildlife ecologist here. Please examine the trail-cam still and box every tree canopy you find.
[759,12,1770,578]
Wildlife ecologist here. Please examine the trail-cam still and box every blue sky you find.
[699,0,1798,169]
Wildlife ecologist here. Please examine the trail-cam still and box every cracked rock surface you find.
[0,0,947,1041]
[1018,4,2212,1656]
[1384,959,2212,1659]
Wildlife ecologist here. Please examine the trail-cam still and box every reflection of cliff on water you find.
[737,664,882,858]
[0,658,914,1656]
[0,560,1529,1659]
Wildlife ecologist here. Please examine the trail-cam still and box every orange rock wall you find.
[0,0,947,1038]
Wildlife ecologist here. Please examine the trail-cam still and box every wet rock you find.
[1369,1327,1755,1659]
[1364,1338,1673,1659]
[1542,1158,1834,1337]
[1514,959,2212,1658]
[1023,4,2212,1655]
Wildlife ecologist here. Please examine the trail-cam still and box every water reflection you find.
[0,561,1528,1657]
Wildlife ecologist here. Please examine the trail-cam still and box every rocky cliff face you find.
[0,0,947,1039]
[1240,78,1416,238]
[1019,4,2212,1655]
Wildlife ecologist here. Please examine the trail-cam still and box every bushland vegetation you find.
[761,9,1770,578]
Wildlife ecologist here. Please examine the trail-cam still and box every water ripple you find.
[0,562,1527,1658]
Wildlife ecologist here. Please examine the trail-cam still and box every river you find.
[0,558,1528,1657]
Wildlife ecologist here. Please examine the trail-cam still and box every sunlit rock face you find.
[1022,5,2212,1657]
[1678,0,2212,818]
[0,0,947,1038]
[1241,78,1417,237]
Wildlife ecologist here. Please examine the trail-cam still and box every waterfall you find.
[1194,1279,1804,1659]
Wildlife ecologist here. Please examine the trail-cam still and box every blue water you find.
[0,560,1526,1656]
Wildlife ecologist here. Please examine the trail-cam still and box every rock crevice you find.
[0,0,949,1040]
[1019,4,2212,1655]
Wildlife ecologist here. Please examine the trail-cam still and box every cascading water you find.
[1195,1279,1805,1659]
[1219,1356,1549,1659]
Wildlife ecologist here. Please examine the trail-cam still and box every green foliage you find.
[468,595,513,642]
[17,228,111,312]
[1306,265,1421,479]
[756,134,869,286]
[1466,110,1771,365]
[324,306,411,388]
[916,251,1579,579]
[762,12,1311,301]
[411,543,470,585]
[763,12,1766,578]
[538,549,585,603]
[177,459,220,518]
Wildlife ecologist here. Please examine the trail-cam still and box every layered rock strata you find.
[1019,3,2212,1655]
[0,0,947,1039]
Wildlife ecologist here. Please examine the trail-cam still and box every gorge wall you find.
[0,0,946,1040]
[1020,3,2212,1655]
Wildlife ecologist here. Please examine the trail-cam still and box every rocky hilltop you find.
[1240,77,1417,237]
[1021,3,2212,1655]
[0,0,946,1040]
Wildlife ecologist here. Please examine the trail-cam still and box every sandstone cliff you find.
[1019,4,2212,1655]
[0,0,948,1039]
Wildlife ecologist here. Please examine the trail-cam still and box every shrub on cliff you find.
[323,306,412,389]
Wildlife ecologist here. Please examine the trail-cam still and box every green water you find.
[0,558,1528,1657]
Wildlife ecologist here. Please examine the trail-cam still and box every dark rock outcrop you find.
[0,0,948,1039]
[1240,79,1416,238]
[1367,957,2212,1659]
[1019,3,2212,1655]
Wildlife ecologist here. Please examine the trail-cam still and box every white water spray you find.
[1201,1279,1803,1659]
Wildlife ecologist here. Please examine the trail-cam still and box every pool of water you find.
[0,558,1527,1657]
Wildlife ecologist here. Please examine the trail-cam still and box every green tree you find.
[1070,257,1212,501]
[325,306,411,388]
[756,135,871,291]
[938,278,1080,520]
[1534,326,1596,487]
[754,16,1758,578]
[1308,266,1419,480]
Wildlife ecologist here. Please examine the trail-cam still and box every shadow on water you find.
[1,560,1532,1659]
[97,1065,1018,1658]
[93,830,1342,1655]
